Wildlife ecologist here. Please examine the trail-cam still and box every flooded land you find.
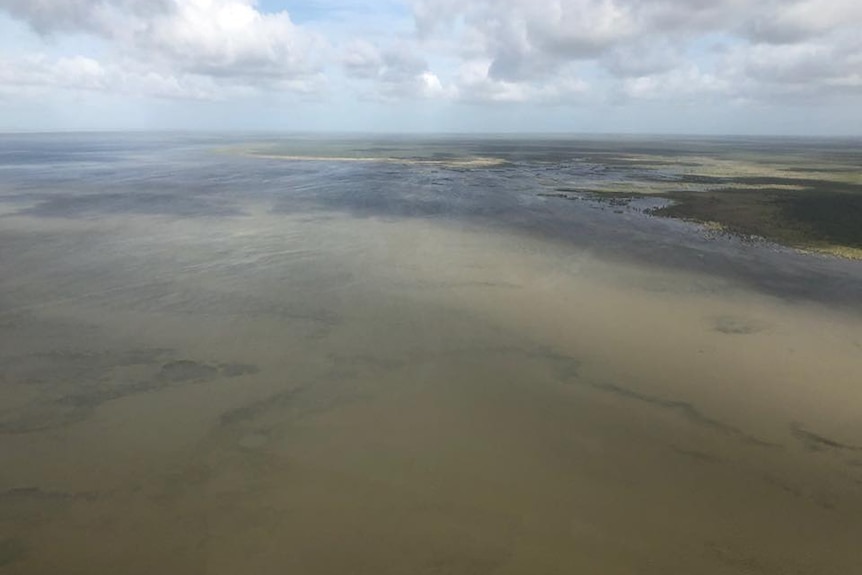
[1,134,861,574]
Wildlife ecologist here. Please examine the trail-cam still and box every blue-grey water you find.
[1,134,861,574]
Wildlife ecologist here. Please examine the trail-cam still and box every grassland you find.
[548,147,862,259]
[654,185,862,258]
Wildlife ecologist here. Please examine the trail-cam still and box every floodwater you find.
[1,134,861,574]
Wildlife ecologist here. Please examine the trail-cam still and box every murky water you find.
[1,135,861,574]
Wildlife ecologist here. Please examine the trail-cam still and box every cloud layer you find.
[410,0,862,103]
[0,0,860,131]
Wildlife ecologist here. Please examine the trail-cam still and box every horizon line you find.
[1,129,861,141]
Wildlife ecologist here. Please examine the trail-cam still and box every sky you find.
[0,0,860,135]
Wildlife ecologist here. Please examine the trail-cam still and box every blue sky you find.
[0,0,860,135]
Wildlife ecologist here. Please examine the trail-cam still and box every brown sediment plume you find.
[2,210,861,574]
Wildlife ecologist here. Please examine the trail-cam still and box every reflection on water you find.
[1,135,861,574]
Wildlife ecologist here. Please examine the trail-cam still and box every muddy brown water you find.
[1,134,861,574]
[1,209,860,575]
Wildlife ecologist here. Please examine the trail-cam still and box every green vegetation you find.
[654,186,862,258]
[233,137,862,258]
[547,148,862,259]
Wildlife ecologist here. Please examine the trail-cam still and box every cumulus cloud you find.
[0,52,238,101]
[0,55,109,95]
[0,0,326,98]
[718,33,862,102]
[133,0,324,80]
[343,39,454,100]
[741,0,862,44]
[452,59,588,103]
[414,0,636,82]
[411,0,862,105]
[0,0,171,35]
[601,40,683,79]
[618,65,728,102]
[0,0,860,116]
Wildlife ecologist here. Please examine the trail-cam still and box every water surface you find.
[1,134,861,574]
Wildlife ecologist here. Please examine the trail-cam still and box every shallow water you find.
[1,134,861,574]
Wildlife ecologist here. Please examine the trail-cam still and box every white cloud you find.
[619,65,728,102]
[134,0,324,80]
[0,55,108,96]
[0,0,860,130]
[414,0,637,82]
[452,59,588,103]
[717,33,862,102]
[0,52,235,100]
[601,39,683,78]
[0,0,170,35]
[0,0,327,98]
[342,39,455,100]
[418,71,449,98]
[742,0,862,44]
[410,0,862,106]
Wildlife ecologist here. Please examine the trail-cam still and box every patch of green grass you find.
[651,183,862,258]
[547,150,862,259]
